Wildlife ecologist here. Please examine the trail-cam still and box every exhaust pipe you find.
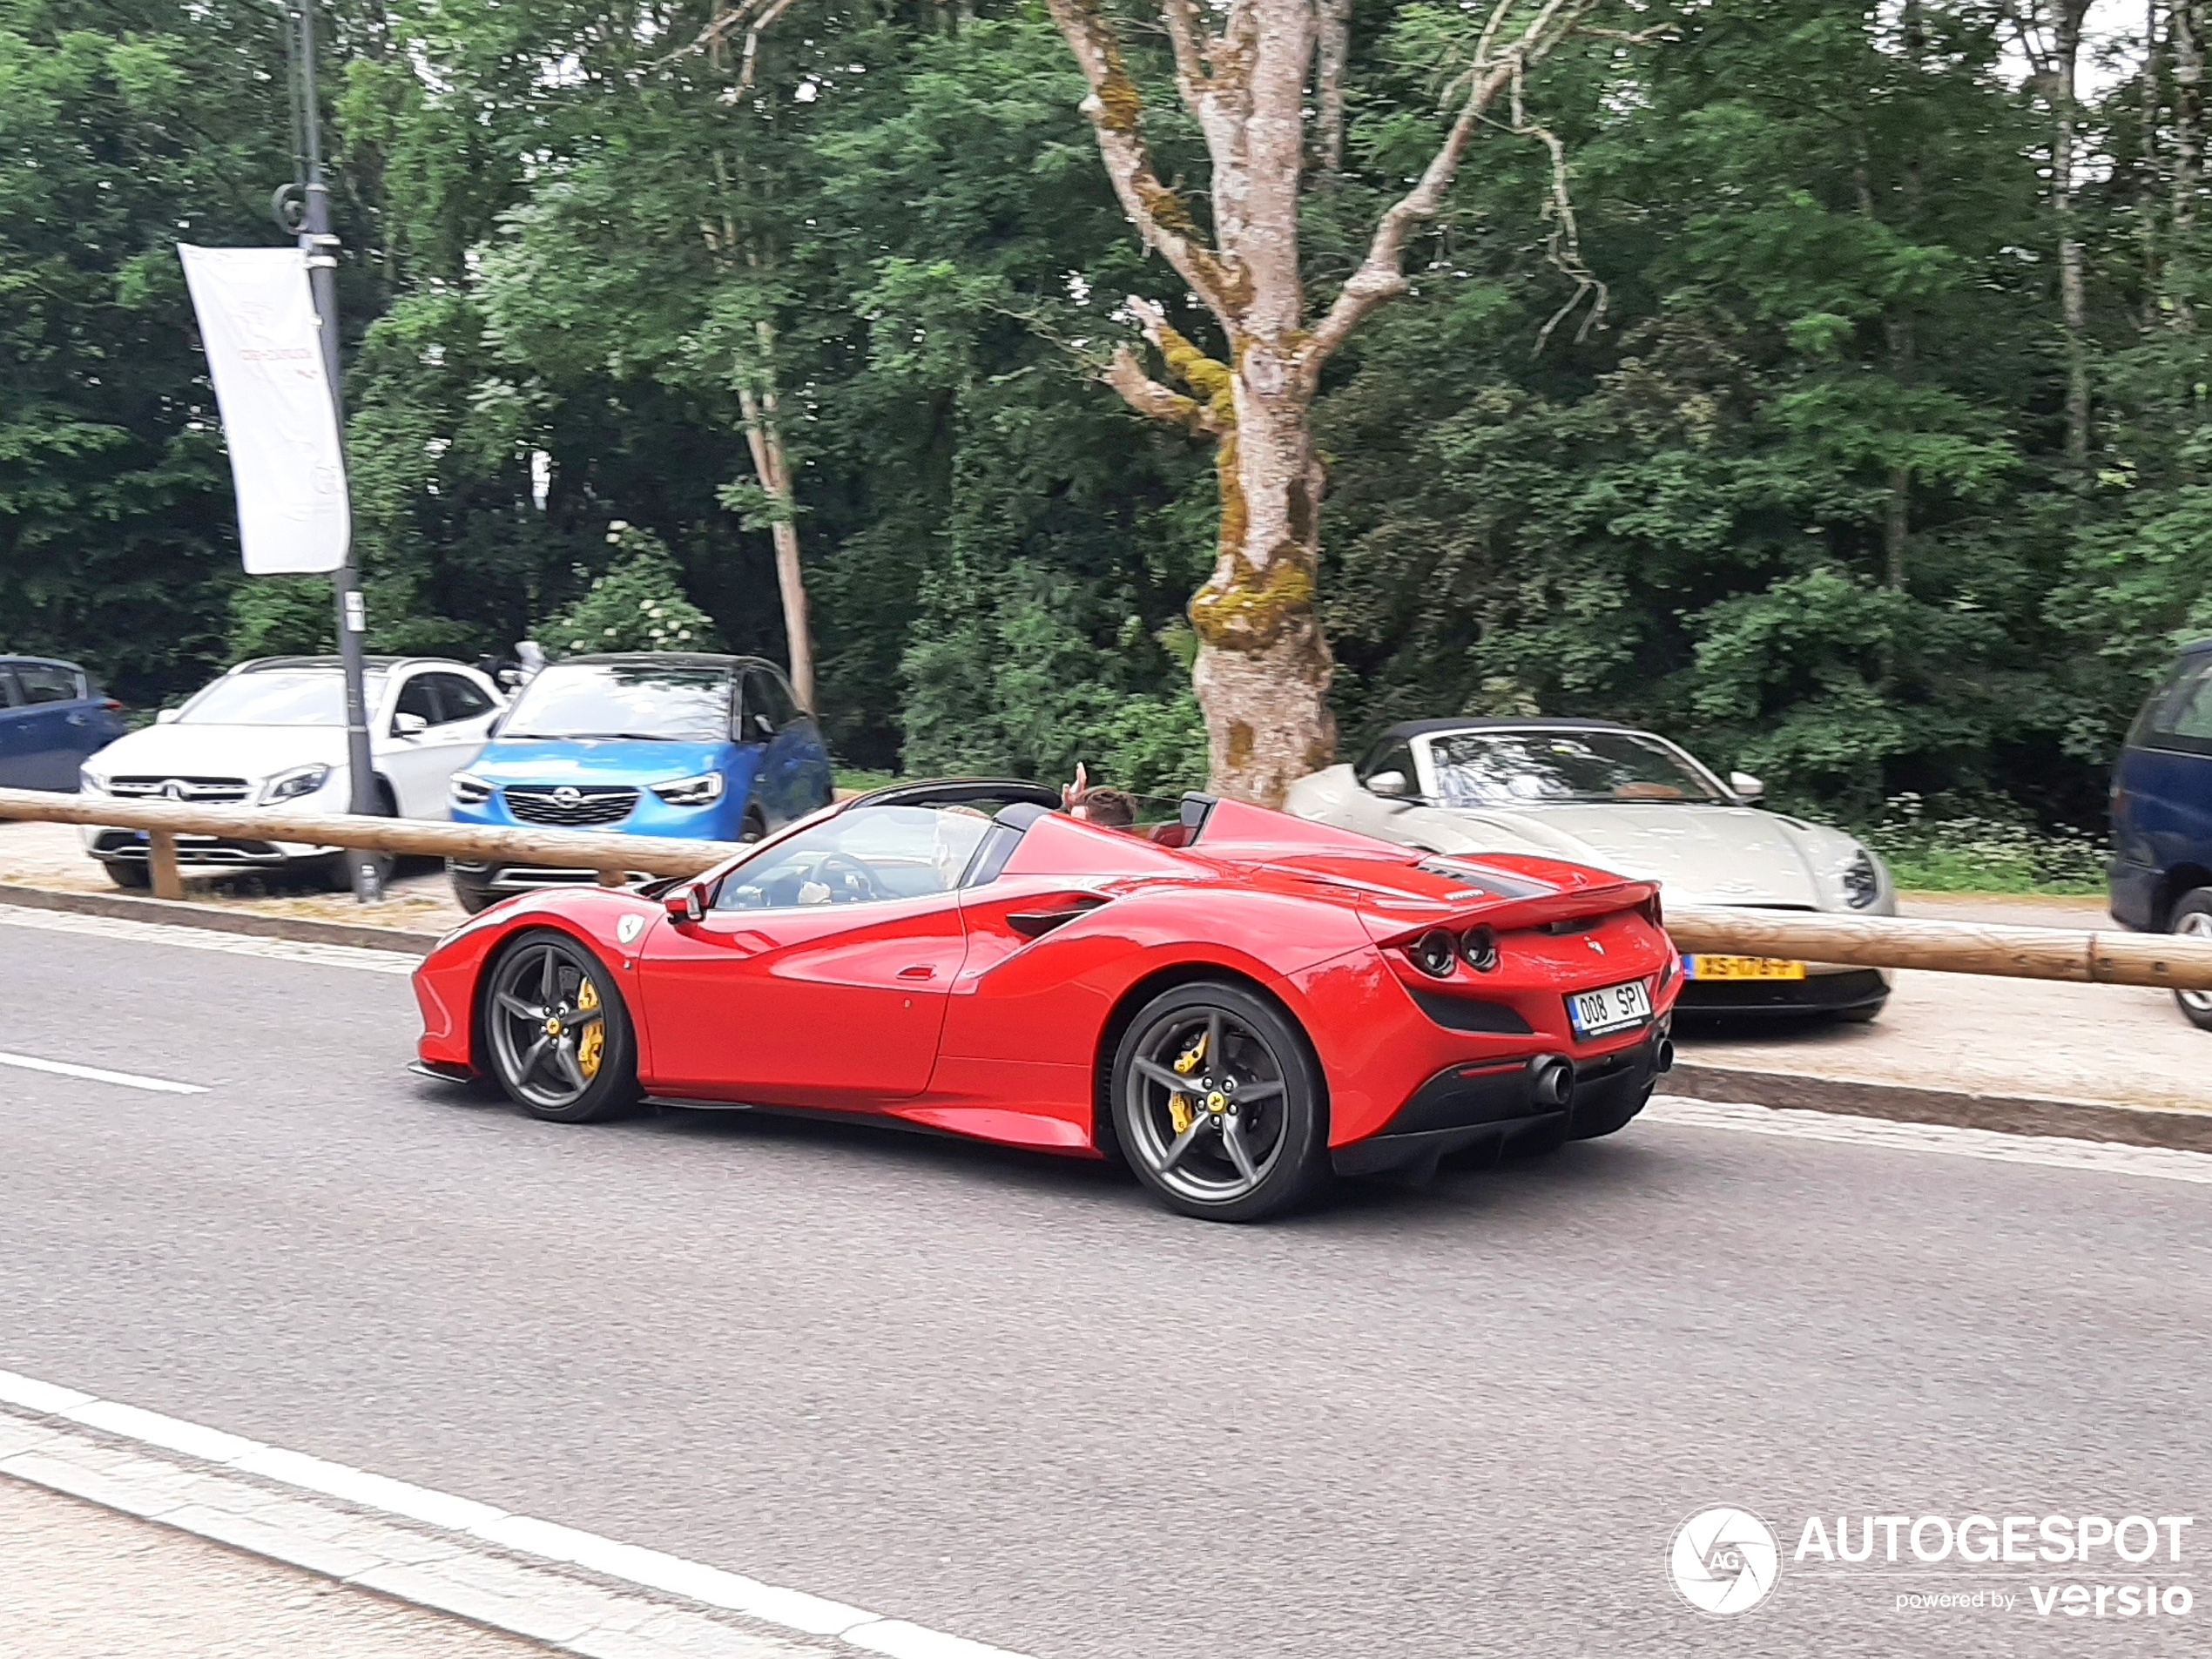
[1527,1055,1575,1109]
[1653,1034,1676,1075]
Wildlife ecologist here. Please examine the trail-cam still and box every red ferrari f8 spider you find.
[412,780,1682,1221]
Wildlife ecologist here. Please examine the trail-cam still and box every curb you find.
[0,883,440,956]
[1668,1061,2212,1157]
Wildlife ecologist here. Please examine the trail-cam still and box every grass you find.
[1859,802,2108,896]
[833,768,900,795]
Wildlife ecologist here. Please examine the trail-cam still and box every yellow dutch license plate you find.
[1684,954,1807,981]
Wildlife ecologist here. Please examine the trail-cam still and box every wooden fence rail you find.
[6,786,2211,992]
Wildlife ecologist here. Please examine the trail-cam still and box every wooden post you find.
[596,868,629,888]
[146,831,183,901]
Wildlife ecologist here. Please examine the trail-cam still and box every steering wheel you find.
[811,853,883,904]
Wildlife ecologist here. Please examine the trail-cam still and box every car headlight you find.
[1843,848,1881,908]
[650,772,725,807]
[450,772,493,807]
[260,764,331,805]
[79,765,108,794]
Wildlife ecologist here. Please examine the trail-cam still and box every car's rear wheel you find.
[2171,888,2212,1033]
[481,929,641,1123]
[1112,981,1326,1223]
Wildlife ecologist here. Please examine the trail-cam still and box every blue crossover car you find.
[0,656,127,791]
[446,653,833,913]
[2110,637,2212,1030]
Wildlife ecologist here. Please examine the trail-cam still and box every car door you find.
[415,671,501,795]
[376,671,457,817]
[0,668,29,788]
[741,666,829,826]
[635,805,980,1105]
[5,661,92,790]
[2134,656,2212,894]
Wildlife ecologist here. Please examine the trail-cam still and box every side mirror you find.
[1366,769,1411,799]
[393,711,428,738]
[155,707,181,725]
[663,881,706,924]
[1730,771,1765,804]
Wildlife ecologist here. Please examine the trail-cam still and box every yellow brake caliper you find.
[575,977,604,1079]
[1167,1031,1206,1134]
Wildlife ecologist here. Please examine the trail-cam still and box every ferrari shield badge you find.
[617,914,644,946]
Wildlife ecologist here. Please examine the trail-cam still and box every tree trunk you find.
[2176,0,2204,327]
[1317,0,1352,178]
[736,331,815,712]
[1190,354,1337,802]
[1048,0,1595,803]
[2144,0,2164,329]
[2054,0,2094,470]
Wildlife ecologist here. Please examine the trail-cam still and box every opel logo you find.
[552,786,582,806]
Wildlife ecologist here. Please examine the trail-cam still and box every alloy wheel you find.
[2178,910,2212,1016]
[1122,1005,1291,1204]
[486,941,609,1110]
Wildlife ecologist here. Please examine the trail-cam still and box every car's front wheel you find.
[103,859,151,891]
[2170,887,2212,1033]
[480,928,641,1122]
[1111,981,1327,1223]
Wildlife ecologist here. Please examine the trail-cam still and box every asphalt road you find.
[4,913,2209,1657]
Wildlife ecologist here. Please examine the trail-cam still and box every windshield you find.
[1426,729,1727,806]
[179,670,388,726]
[717,805,992,909]
[502,663,731,741]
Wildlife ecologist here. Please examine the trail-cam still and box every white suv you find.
[78,656,504,889]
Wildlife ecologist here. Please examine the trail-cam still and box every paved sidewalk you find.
[1676,894,2212,1119]
[0,1476,551,1659]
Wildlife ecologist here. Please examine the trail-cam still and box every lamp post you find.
[274,1,381,900]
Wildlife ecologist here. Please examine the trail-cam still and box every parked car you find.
[1285,718,1896,1022]
[2110,637,2212,1031]
[443,653,833,914]
[0,656,128,792]
[411,782,1681,1221]
[77,656,503,889]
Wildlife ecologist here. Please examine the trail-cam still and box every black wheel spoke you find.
[1220,1116,1260,1186]
[1232,1080,1284,1104]
[516,1033,551,1082]
[496,990,542,1023]
[552,1042,588,1092]
[1157,1118,1209,1172]
[563,1003,604,1028]
[1132,1057,1186,1093]
[538,947,558,1008]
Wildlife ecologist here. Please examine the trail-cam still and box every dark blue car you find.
[2110,637,2212,1030]
[446,653,833,913]
[0,656,128,791]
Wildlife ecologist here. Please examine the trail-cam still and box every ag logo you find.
[616,914,644,946]
[1670,1507,1779,1615]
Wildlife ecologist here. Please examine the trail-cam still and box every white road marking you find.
[0,1371,1031,1659]
[0,1050,208,1096]
[1647,1094,2212,1186]
[0,905,420,975]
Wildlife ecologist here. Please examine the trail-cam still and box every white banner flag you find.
[179,244,350,574]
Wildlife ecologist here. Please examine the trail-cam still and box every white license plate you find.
[1567,977,1653,1038]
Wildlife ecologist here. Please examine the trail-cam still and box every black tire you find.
[103,860,152,891]
[1110,981,1327,1223]
[450,877,501,915]
[478,927,642,1123]
[738,807,767,844]
[2170,887,2212,1033]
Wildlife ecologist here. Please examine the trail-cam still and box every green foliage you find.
[14,0,2212,834]
[1852,797,2108,895]
[227,577,335,661]
[538,528,722,658]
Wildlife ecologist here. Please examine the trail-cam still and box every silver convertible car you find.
[1285,718,1896,1022]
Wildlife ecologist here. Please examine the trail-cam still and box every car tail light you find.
[102,698,123,711]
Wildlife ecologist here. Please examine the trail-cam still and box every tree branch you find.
[1044,0,1247,326]
[1305,0,1593,366]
